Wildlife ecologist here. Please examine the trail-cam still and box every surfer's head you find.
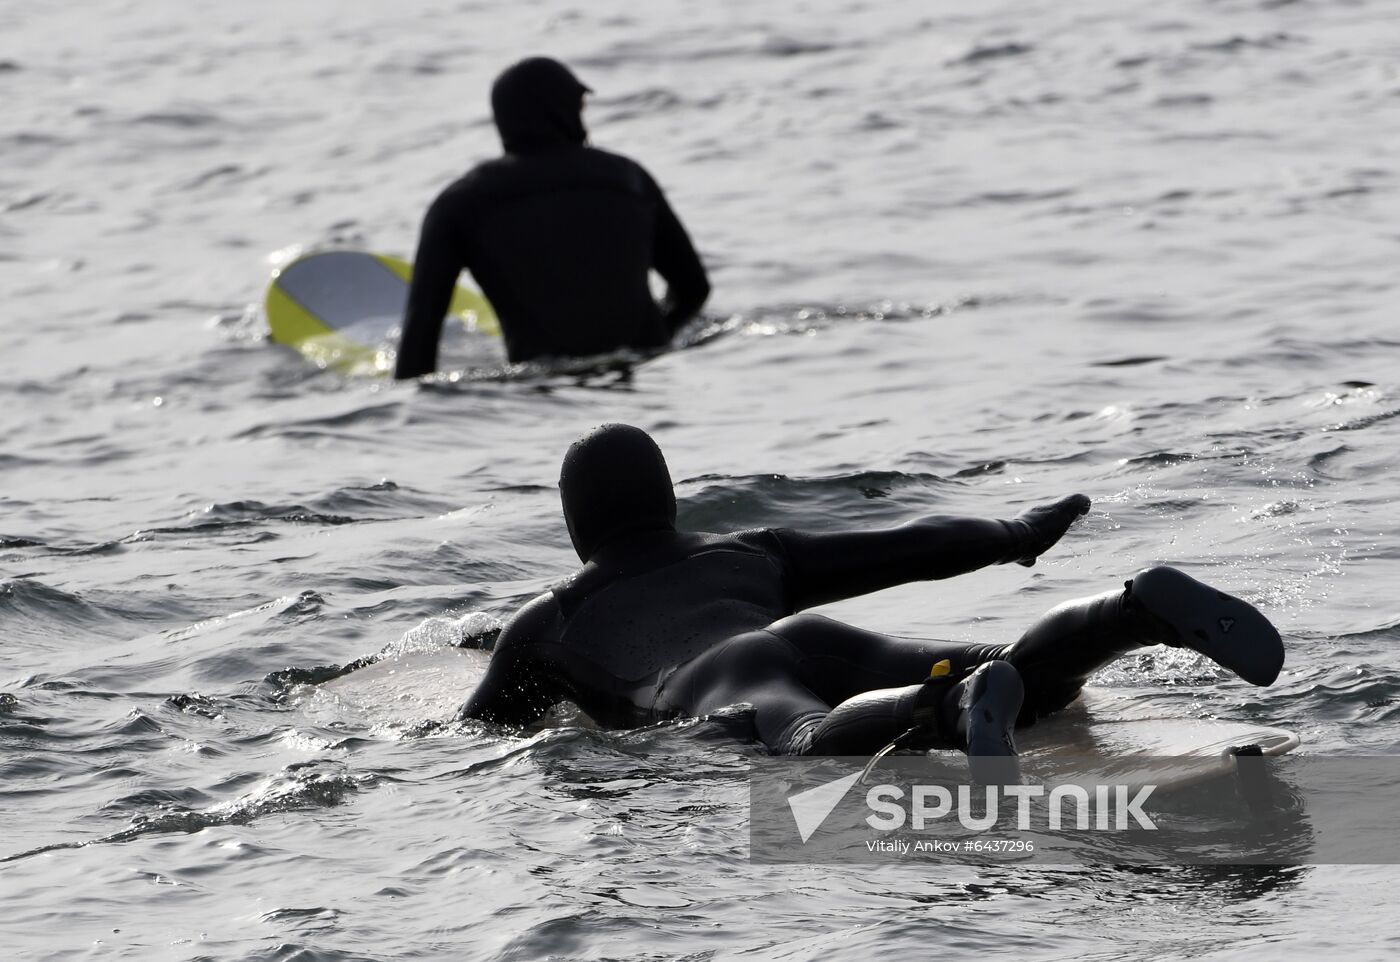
[491,56,590,154]
[559,424,677,561]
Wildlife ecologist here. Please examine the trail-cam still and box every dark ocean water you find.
[3,0,1400,958]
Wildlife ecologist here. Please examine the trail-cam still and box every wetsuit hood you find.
[559,424,677,562]
[491,57,590,155]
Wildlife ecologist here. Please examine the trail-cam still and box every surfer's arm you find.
[772,495,1091,610]
[647,175,709,335]
[395,194,467,380]
[457,594,565,726]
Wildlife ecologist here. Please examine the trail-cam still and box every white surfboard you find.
[303,656,1299,792]
[299,647,491,729]
[264,249,499,375]
[1017,687,1299,792]
[298,646,1299,789]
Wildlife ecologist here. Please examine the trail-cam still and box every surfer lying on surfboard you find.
[458,424,1285,760]
[394,57,710,378]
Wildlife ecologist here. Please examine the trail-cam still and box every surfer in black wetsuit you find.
[459,424,1285,759]
[394,57,710,378]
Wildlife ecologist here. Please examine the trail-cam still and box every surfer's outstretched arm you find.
[395,192,469,380]
[646,173,710,334]
[457,594,565,726]
[773,495,1090,610]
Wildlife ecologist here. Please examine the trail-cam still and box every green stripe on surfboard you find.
[264,249,499,376]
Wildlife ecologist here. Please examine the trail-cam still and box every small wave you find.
[967,188,1077,207]
[142,482,454,532]
[950,42,1034,66]
[1089,648,1219,688]
[165,692,228,720]
[129,109,224,128]
[1092,356,1168,368]
[99,785,214,816]
[0,132,73,149]
[265,661,377,692]
[210,302,267,345]
[1192,33,1298,54]
[1154,93,1214,109]
[759,35,842,58]
[258,906,345,928]
[171,163,267,192]
[230,401,403,440]
[1328,621,1400,646]
[161,590,328,647]
[1289,664,1400,725]
[1115,54,1154,70]
[1133,497,1211,518]
[1328,407,1400,434]
[1304,445,1351,480]
[431,347,656,387]
[2,191,54,213]
[4,537,125,558]
[684,297,987,346]
[391,611,503,656]
[311,480,458,520]
[951,460,1009,478]
[593,86,686,122]
[0,761,375,864]
[404,296,999,387]
[443,708,758,779]
[678,470,958,531]
[576,32,854,69]
[1118,451,1201,469]
[0,578,133,641]
[132,500,366,541]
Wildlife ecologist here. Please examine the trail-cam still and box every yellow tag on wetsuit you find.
[929,659,952,678]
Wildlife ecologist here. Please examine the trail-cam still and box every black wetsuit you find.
[394,58,710,376]
[460,521,1148,754]
[457,424,1284,754]
[458,424,1165,754]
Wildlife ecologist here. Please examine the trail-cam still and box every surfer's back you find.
[432,146,673,361]
[460,530,793,728]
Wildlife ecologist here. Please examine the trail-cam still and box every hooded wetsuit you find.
[395,58,710,376]
[458,425,1285,755]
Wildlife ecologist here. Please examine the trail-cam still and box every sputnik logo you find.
[786,771,862,843]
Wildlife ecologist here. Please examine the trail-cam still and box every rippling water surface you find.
[4,0,1400,959]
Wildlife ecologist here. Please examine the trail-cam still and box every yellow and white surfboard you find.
[265,249,499,375]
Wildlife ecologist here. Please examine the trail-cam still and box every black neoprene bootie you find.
[948,660,1023,784]
[1128,566,1284,686]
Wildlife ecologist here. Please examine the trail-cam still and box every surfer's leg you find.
[656,628,836,753]
[1002,566,1284,719]
[998,589,1142,719]
[658,624,1021,758]
[764,613,1003,703]
[762,615,1022,757]
[794,660,1022,763]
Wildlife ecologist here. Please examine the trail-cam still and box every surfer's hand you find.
[1000,494,1091,567]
